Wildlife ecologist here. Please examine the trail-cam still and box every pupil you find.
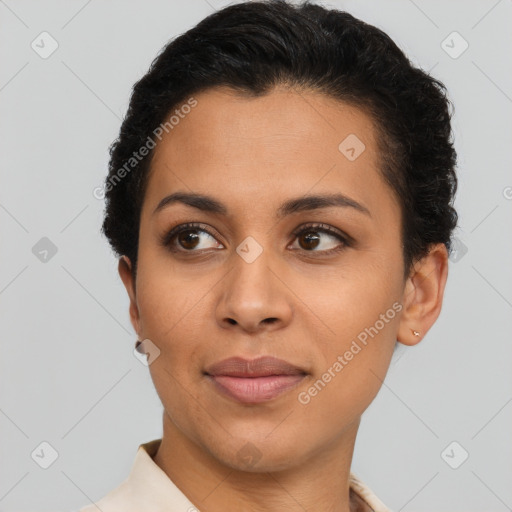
[301,232,319,250]
[180,230,200,249]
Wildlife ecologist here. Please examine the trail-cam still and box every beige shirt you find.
[78,438,392,512]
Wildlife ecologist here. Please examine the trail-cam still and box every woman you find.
[79,1,457,510]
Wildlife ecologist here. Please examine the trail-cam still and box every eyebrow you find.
[152,191,371,218]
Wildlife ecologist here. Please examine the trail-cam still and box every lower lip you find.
[207,374,306,404]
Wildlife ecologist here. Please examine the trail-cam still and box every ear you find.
[397,243,449,346]
[118,255,141,337]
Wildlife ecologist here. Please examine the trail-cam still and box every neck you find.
[153,412,364,512]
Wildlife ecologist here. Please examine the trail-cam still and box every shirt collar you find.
[121,438,197,511]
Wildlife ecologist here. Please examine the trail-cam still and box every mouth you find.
[204,356,308,404]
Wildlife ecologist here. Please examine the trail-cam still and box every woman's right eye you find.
[161,223,224,252]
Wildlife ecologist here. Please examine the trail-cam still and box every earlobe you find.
[397,243,449,346]
[118,255,141,336]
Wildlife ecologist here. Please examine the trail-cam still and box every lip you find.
[205,356,306,377]
[204,356,308,404]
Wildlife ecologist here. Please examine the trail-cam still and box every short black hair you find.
[101,0,458,280]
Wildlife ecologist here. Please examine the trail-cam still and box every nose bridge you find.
[229,237,277,303]
[216,236,292,330]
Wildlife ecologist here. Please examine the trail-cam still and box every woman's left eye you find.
[289,224,348,254]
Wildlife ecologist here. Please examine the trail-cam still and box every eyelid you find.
[290,222,348,240]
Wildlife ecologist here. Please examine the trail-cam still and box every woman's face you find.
[124,86,409,470]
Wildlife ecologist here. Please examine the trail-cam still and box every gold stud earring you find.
[412,330,420,337]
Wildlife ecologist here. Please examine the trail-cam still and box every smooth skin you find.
[118,86,448,512]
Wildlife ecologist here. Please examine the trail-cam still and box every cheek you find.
[296,299,399,429]
[292,261,401,408]
[136,250,211,337]
[135,270,214,405]
[293,254,402,340]
[139,276,208,424]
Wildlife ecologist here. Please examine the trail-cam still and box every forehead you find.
[143,86,395,220]
[151,85,378,161]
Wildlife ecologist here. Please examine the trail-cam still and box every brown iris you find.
[298,231,320,250]
[178,230,201,250]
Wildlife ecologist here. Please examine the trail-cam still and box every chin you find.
[205,432,309,473]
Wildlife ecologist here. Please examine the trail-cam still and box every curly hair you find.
[100,0,458,280]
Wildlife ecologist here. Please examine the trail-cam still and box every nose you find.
[215,250,293,334]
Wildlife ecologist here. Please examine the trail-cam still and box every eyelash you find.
[160,222,350,256]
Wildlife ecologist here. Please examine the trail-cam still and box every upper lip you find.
[205,356,307,377]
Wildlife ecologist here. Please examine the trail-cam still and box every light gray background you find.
[1,0,511,511]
